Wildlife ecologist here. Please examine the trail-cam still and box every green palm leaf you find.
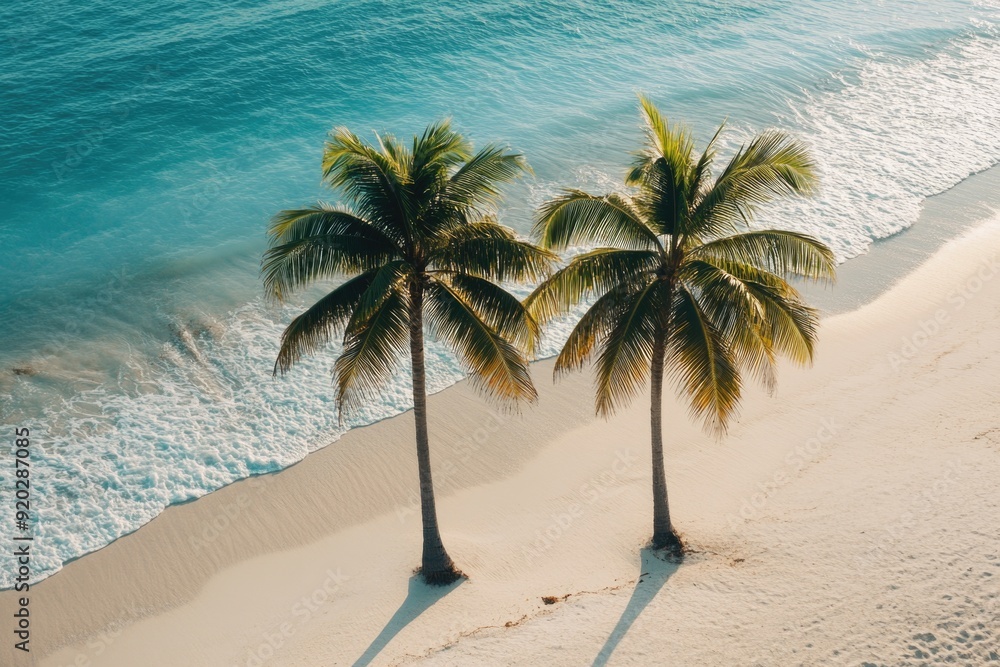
[262,205,399,301]
[442,145,530,210]
[433,221,555,283]
[689,130,817,239]
[273,269,380,376]
[261,235,395,301]
[743,280,820,365]
[525,248,659,324]
[411,121,471,177]
[344,260,410,334]
[594,280,663,416]
[689,120,726,202]
[690,229,836,281]
[266,203,389,244]
[679,259,776,391]
[534,190,660,251]
[445,272,540,355]
[426,280,536,403]
[554,282,637,377]
[322,127,416,244]
[668,285,742,433]
[333,287,409,418]
[632,94,696,184]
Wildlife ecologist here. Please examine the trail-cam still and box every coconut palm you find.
[263,121,553,584]
[526,97,836,555]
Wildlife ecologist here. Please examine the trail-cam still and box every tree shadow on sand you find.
[591,548,680,667]
[352,574,463,667]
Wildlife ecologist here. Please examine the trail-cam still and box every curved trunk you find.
[409,281,461,584]
[650,334,682,554]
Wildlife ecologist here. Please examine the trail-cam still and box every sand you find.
[6,211,1000,667]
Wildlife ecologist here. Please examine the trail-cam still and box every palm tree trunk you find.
[408,281,461,585]
[650,334,682,555]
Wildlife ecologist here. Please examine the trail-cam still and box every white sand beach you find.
[8,211,1000,666]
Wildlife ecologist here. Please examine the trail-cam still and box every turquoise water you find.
[1,0,999,586]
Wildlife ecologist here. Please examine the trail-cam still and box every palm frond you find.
[632,94,696,182]
[266,204,378,244]
[689,130,817,237]
[524,248,659,324]
[441,144,530,212]
[444,272,540,355]
[627,98,699,236]
[333,287,410,418]
[553,282,636,377]
[425,281,536,404]
[410,120,471,208]
[742,280,820,366]
[322,127,415,244]
[679,259,776,392]
[273,269,380,375]
[728,130,817,197]
[372,130,413,181]
[631,161,690,238]
[689,120,726,203]
[668,285,742,433]
[412,120,471,175]
[432,220,555,283]
[344,260,410,333]
[261,212,399,301]
[534,190,660,251]
[594,280,664,416]
[690,230,836,281]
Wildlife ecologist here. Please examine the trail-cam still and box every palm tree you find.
[263,121,553,584]
[526,97,836,555]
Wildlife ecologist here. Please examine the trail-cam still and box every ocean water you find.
[1,0,999,587]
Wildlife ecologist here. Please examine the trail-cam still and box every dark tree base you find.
[416,563,466,586]
[651,528,685,560]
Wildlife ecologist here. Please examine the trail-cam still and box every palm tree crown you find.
[264,121,552,412]
[263,120,553,583]
[527,96,836,551]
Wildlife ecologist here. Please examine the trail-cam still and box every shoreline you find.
[4,193,1000,665]
[800,160,1000,314]
[8,161,1000,596]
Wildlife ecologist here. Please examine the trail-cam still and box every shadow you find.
[352,574,463,667]
[591,548,680,667]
